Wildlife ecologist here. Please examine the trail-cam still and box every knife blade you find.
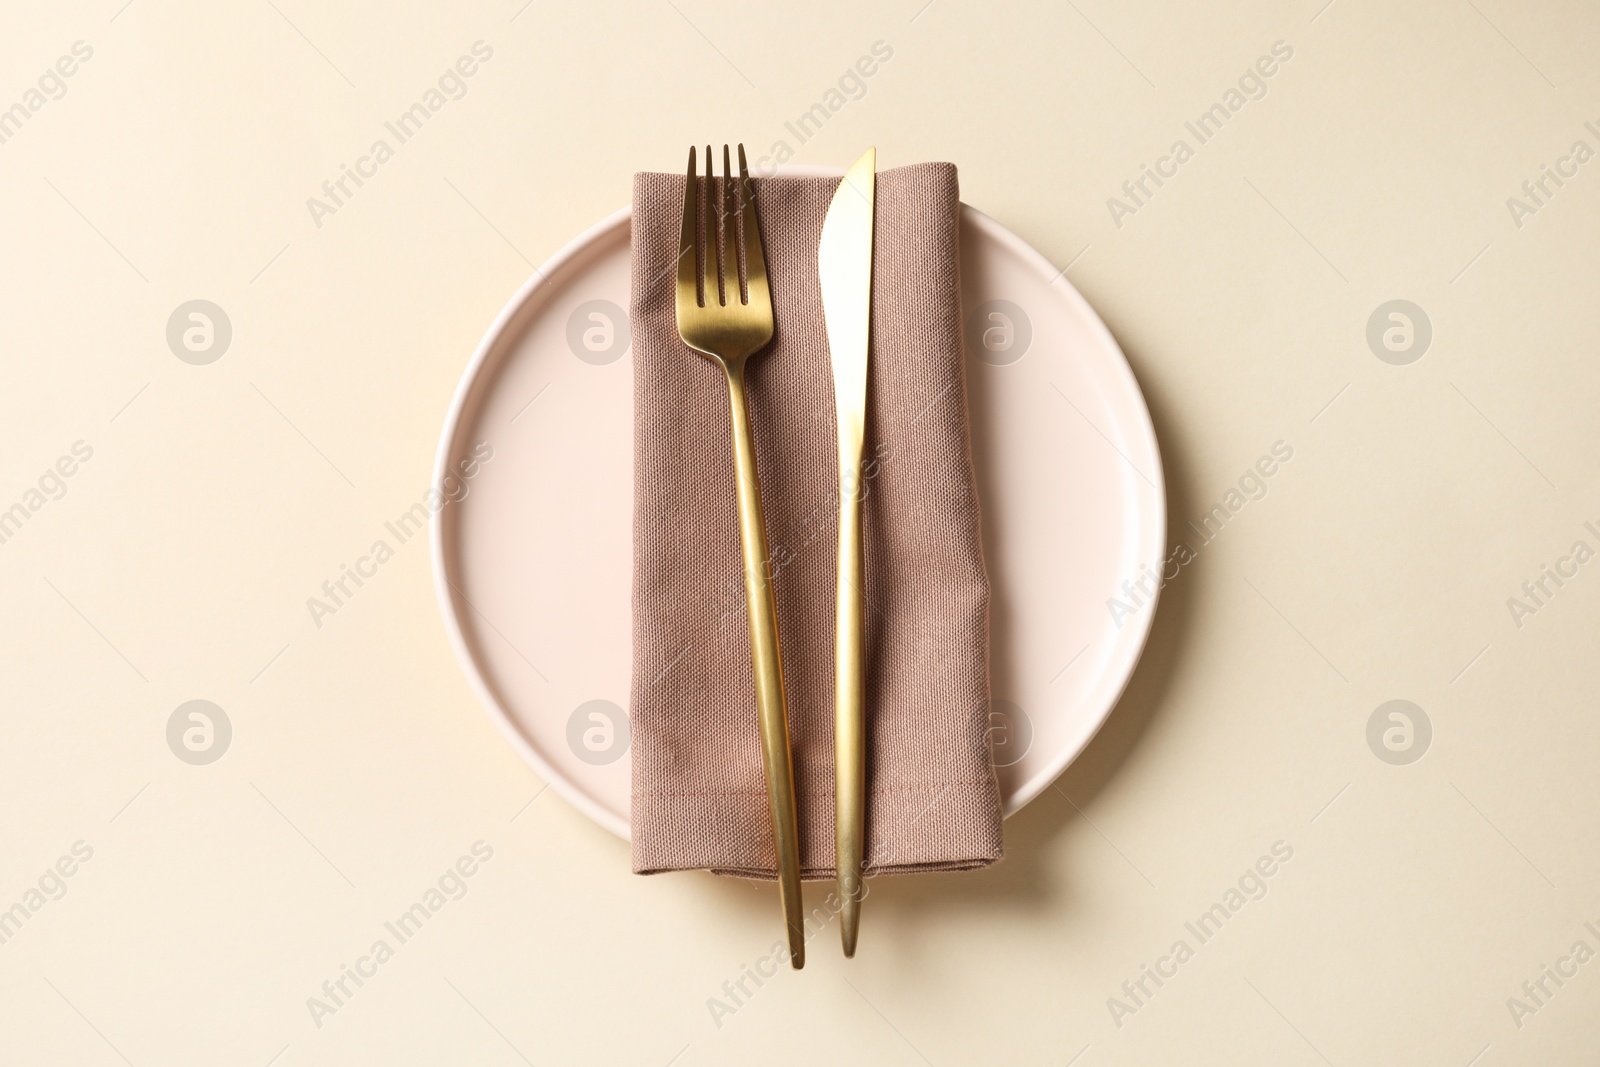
[818,146,875,958]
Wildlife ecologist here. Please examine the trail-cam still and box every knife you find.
[818,146,876,958]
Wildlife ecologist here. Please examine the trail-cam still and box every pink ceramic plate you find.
[432,170,1164,838]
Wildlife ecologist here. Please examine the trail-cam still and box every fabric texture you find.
[629,163,1002,878]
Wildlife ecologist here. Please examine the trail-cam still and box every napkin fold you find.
[629,163,1002,878]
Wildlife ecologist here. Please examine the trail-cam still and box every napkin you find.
[629,163,1002,878]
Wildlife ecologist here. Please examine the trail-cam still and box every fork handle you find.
[723,360,806,970]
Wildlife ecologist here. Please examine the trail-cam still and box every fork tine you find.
[704,144,721,307]
[722,145,740,305]
[678,145,699,311]
[736,144,769,306]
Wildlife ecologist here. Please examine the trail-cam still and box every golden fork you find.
[675,143,804,969]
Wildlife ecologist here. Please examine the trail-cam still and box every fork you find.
[675,143,805,969]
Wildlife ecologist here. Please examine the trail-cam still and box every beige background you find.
[2,0,1597,1063]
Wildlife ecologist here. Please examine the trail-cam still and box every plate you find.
[432,168,1165,839]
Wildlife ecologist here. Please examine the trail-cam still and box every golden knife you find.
[818,147,876,957]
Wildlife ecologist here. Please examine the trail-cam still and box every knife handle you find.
[835,456,867,957]
[723,359,806,970]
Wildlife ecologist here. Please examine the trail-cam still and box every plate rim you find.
[432,204,636,840]
[960,205,1167,814]
[431,171,1165,840]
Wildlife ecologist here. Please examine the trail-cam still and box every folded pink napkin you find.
[629,163,1002,878]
